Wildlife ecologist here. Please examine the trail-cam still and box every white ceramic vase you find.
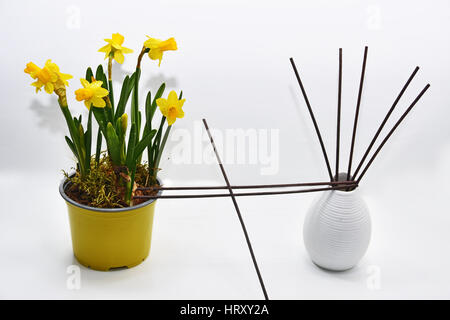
[303,188,371,271]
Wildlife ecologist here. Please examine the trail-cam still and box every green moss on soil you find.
[63,155,159,208]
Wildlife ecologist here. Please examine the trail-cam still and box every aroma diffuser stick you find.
[290,57,334,182]
[133,184,357,199]
[336,48,343,179]
[347,46,368,181]
[137,180,356,191]
[202,118,269,301]
[357,84,430,183]
[351,66,419,180]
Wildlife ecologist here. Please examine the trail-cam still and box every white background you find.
[1,0,450,299]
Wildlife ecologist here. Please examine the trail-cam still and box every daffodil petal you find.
[80,78,89,87]
[167,116,176,126]
[44,82,54,94]
[112,33,124,45]
[167,91,178,104]
[90,80,103,88]
[98,44,111,53]
[156,97,167,107]
[111,42,121,50]
[178,98,186,109]
[92,97,106,108]
[177,108,185,118]
[121,46,134,54]
[95,87,109,97]
[144,37,162,49]
[114,50,125,64]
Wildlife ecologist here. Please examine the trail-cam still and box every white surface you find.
[1,0,450,299]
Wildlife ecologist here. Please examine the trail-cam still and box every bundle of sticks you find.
[135,46,430,199]
[134,49,430,301]
[291,46,430,187]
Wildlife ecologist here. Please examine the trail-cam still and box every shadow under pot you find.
[59,173,161,271]
[303,187,371,271]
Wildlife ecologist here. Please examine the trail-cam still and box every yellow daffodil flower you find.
[75,79,109,109]
[24,60,72,94]
[143,37,177,66]
[98,33,133,64]
[156,90,185,125]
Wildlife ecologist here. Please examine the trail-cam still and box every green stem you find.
[153,125,171,178]
[59,101,86,176]
[125,166,136,206]
[108,54,115,116]
[150,117,166,179]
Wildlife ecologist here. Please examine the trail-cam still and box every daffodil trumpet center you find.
[75,88,94,101]
[159,39,177,51]
[168,106,178,119]
[74,78,109,109]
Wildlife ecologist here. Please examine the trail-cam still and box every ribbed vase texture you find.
[303,190,371,271]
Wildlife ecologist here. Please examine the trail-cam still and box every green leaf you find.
[96,64,113,122]
[131,68,141,125]
[95,65,107,89]
[92,107,108,135]
[149,116,166,176]
[108,79,115,113]
[134,129,156,161]
[115,116,126,163]
[95,127,102,166]
[73,115,80,129]
[85,67,93,82]
[78,123,86,164]
[137,110,142,141]
[106,122,121,166]
[151,83,165,121]
[125,124,137,169]
[154,125,171,173]
[155,116,166,149]
[145,90,152,124]
[145,83,167,171]
[127,72,136,99]
[65,136,78,159]
[114,75,130,121]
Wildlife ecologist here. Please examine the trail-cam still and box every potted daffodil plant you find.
[24,33,185,271]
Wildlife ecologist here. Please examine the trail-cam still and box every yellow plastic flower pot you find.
[59,175,161,271]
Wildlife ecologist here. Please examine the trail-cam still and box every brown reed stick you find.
[356,84,430,183]
[136,180,356,191]
[336,48,343,179]
[290,57,334,182]
[202,118,269,301]
[351,66,419,180]
[133,184,357,200]
[347,46,368,181]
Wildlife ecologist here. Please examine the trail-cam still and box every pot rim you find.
[59,172,162,213]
